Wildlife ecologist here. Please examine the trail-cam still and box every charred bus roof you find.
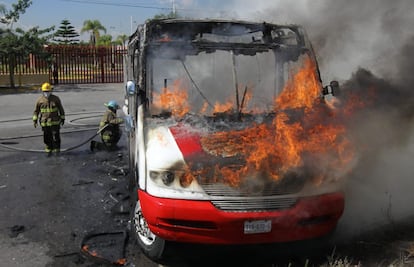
[129,19,314,58]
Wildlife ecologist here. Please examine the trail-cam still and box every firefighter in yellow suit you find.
[33,82,65,156]
[90,100,124,151]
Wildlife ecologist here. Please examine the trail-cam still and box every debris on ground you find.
[80,231,128,266]
[9,225,25,238]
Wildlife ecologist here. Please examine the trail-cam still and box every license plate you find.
[244,220,272,234]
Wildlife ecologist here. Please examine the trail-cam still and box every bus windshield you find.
[139,20,322,120]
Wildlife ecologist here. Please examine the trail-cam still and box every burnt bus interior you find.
[126,19,324,121]
[125,19,342,198]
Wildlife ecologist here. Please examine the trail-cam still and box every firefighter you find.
[90,100,124,151]
[33,82,65,156]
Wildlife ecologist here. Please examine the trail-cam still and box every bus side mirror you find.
[330,81,340,96]
[322,80,340,96]
[126,80,136,95]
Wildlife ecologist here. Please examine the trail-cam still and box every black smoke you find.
[250,0,414,237]
[186,0,414,236]
[203,0,414,237]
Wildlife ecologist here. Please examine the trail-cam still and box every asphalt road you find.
[2,84,414,267]
[0,84,157,267]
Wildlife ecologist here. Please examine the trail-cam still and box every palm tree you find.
[115,34,128,47]
[97,34,112,46]
[80,19,106,46]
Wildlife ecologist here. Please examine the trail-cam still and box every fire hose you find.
[0,124,109,153]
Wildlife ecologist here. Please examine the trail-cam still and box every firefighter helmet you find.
[105,100,119,109]
[41,82,53,92]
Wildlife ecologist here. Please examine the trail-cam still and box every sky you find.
[1,0,183,36]
[0,0,252,38]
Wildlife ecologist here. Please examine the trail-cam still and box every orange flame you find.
[199,57,353,186]
[213,98,234,113]
[342,87,376,116]
[155,57,355,186]
[276,57,321,110]
[153,79,190,117]
[115,258,127,265]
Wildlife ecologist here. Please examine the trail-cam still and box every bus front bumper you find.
[138,190,344,244]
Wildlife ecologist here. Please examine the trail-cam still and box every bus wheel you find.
[132,200,166,261]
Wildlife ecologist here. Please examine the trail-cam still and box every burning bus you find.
[124,19,351,261]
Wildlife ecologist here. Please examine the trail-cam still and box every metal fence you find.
[0,45,126,85]
[0,53,49,74]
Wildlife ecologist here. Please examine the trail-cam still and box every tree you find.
[0,0,53,88]
[0,4,5,34]
[0,4,6,17]
[53,19,79,44]
[0,26,53,88]
[114,34,128,46]
[0,0,31,26]
[96,34,112,46]
[151,11,180,21]
[80,19,106,46]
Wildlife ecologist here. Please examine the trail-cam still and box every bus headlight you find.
[149,170,180,186]
[162,171,175,185]
[149,169,197,188]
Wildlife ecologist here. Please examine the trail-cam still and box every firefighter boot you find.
[90,141,96,152]
[45,147,52,157]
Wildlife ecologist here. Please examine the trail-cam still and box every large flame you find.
[153,79,190,117]
[154,57,355,187]
[276,58,321,110]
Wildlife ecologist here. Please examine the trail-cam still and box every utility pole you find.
[130,16,132,35]
[172,0,176,16]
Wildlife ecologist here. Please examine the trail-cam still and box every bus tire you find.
[131,199,166,262]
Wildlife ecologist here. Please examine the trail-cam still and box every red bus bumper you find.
[138,190,344,244]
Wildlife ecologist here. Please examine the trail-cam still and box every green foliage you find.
[0,0,53,88]
[0,0,31,25]
[96,34,112,46]
[151,11,180,20]
[0,4,6,16]
[114,34,128,46]
[0,0,51,56]
[81,19,106,46]
[3,26,53,54]
[53,19,79,44]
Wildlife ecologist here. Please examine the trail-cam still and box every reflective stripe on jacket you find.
[33,94,65,127]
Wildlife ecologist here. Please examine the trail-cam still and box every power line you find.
[60,0,171,11]
[59,0,204,12]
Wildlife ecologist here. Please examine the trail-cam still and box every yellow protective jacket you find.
[99,109,123,130]
[33,94,65,127]
[99,109,123,145]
